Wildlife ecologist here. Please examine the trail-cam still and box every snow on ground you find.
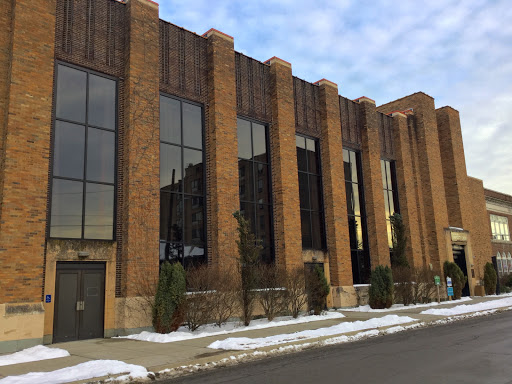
[208,314,415,350]
[0,360,148,384]
[421,297,512,316]
[0,346,69,367]
[122,311,345,343]
[342,297,472,312]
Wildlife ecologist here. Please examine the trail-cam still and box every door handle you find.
[76,301,85,311]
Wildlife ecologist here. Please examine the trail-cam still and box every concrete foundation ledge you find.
[0,337,44,354]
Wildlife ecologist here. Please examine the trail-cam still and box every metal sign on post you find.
[446,277,452,287]
[446,277,454,299]
[447,287,454,297]
[434,276,441,303]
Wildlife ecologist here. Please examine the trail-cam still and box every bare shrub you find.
[393,266,413,306]
[184,265,213,331]
[210,265,240,327]
[284,266,308,318]
[257,264,287,321]
[412,266,436,304]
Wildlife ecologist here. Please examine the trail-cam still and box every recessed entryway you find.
[53,262,105,343]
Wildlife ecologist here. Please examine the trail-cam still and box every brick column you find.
[265,57,302,271]
[356,97,390,267]
[390,111,423,268]
[315,80,352,286]
[204,29,239,268]
[377,93,450,273]
[436,106,472,229]
[0,0,56,304]
[122,0,160,297]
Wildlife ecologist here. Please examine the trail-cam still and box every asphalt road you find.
[161,311,512,384]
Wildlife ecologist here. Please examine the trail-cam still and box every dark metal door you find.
[452,245,470,297]
[54,263,105,343]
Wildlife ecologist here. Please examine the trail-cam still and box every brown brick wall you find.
[390,113,423,268]
[235,52,271,123]
[436,106,472,230]
[120,0,160,297]
[294,76,321,138]
[467,177,493,280]
[378,93,450,274]
[358,99,390,267]
[378,112,395,160]
[0,0,56,303]
[267,58,302,271]
[204,31,239,268]
[339,96,362,150]
[317,82,352,285]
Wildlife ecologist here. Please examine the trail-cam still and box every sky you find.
[159,0,512,196]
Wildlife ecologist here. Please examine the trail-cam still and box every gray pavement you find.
[0,295,510,383]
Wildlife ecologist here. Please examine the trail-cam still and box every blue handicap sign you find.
[45,294,51,303]
[447,287,454,297]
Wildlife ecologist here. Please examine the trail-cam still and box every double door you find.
[53,262,105,343]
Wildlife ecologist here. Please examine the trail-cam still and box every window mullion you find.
[82,71,90,239]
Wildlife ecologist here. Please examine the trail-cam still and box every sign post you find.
[434,275,441,303]
[446,277,453,300]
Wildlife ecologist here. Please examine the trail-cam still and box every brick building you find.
[0,0,497,352]
[484,189,512,278]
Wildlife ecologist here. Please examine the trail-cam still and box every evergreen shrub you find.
[369,265,394,309]
[483,262,497,295]
[443,261,467,300]
[153,261,186,333]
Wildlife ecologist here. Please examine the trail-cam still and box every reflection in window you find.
[344,148,370,284]
[490,214,510,241]
[238,118,273,263]
[296,135,326,250]
[160,95,205,268]
[381,160,399,262]
[50,64,116,240]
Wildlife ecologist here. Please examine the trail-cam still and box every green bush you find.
[369,265,394,309]
[306,264,330,315]
[443,261,467,300]
[153,261,186,333]
[483,262,497,295]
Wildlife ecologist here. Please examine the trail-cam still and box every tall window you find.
[238,118,273,263]
[50,64,116,240]
[490,214,510,241]
[296,135,326,250]
[160,95,206,268]
[381,160,399,248]
[344,148,370,284]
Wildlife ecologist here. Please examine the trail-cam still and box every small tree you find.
[483,262,497,295]
[285,266,308,318]
[210,265,240,327]
[412,266,436,304]
[306,264,330,315]
[184,265,212,331]
[390,213,408,267]
[369,265,394,309]
[234,211,262,326]
[153,262,186,333]
[443,261,467,300]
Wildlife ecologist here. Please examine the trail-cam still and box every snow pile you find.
[343,297,472,313]
[0,346,70,367]
[208,314,415,350]
[420,297,512,316]
[0,360,148,384]
[123,311,344,343]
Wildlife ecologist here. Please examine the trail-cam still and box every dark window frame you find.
[49,61,118,241]
[237,116,275,263]
[159,93,207,268]
[381,159,400,249]
[296,134,327,251]
[344,147,370,284]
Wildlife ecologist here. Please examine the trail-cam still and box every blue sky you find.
[159,0,512,195]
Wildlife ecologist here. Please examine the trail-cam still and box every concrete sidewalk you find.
[0,295,510,383]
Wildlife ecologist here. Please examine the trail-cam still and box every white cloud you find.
[159,0,512,194]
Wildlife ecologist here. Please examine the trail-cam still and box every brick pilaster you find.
[122,0,160,297]
[204,29,239,268]
[436,106,472,229]
[390,112,423,268]
[266,57,302,271]
[0,0,56,303]
[316,80,352,285]
[357,97,390,267]
[377,93,450,273]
